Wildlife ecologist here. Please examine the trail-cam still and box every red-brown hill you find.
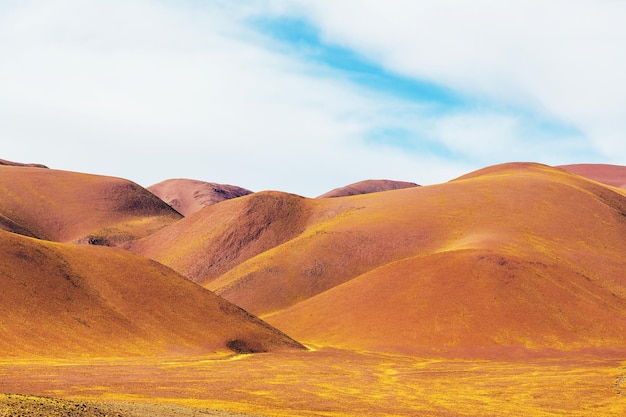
[317,179,418,198]
[148,179,253,216]
[558,163,626,188]
[0,229,303,357]
[131,163,626,357]
[0,165,181,245]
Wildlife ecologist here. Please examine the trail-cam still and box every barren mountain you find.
[559,163,626,188]
[317,179,418,198]
[0,229,303,357]
[132,162,626,357]
[0,165,181,245]
[148,179,253,216]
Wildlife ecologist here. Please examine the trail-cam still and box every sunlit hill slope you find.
[132,163,626,357]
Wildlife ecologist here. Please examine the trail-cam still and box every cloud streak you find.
[1,1,622,196]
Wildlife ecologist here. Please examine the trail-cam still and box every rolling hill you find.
[0,165,181,245]
[130,163,626,357]
[317,179,418,198]
[148,179,253,216]
[0,229,304,357]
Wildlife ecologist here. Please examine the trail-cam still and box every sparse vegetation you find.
[0,394,262,417]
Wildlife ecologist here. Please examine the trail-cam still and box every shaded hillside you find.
[128,191,313,285]
[0,230,303,357]
[0,165,181,245]
[133,162,626,357]
[148,179,253,216]
[559,163,626,188]
[317,179,418,198]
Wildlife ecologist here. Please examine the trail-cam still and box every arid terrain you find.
[1,160,625,416]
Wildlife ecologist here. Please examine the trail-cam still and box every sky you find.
[2,0,625,197]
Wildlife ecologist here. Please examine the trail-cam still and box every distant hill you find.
[558,163,626,188]
[317,179,418,198]
[0,165,181,245]
[0,158,48,168]
[0,229,304,357]
[148,179,253,216]
[131,162,626,358]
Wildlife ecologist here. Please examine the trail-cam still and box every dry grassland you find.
[1,348,624,417]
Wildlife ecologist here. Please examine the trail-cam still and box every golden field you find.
[0,349,625,416]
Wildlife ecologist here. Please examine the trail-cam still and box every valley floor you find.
[0,348,625,417]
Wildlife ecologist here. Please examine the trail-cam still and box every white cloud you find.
[280,0,626,161]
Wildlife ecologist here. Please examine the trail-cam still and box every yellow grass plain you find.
[0,348,625,417]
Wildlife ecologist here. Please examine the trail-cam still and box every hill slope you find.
[0,165,181,244]
[132,163,626,357]
[0,230,303,357]
[148,179,253,216]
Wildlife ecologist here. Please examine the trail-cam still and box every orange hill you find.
[131,163,626,357]
[0,229,304,357]
[559,163,626,189]
[265,163,626,356]
[0,165,181,245]
[317,179,418,198]
[148,178,253,216]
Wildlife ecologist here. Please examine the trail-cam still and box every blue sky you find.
[1,0,624,196]
[252,16,463,107]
